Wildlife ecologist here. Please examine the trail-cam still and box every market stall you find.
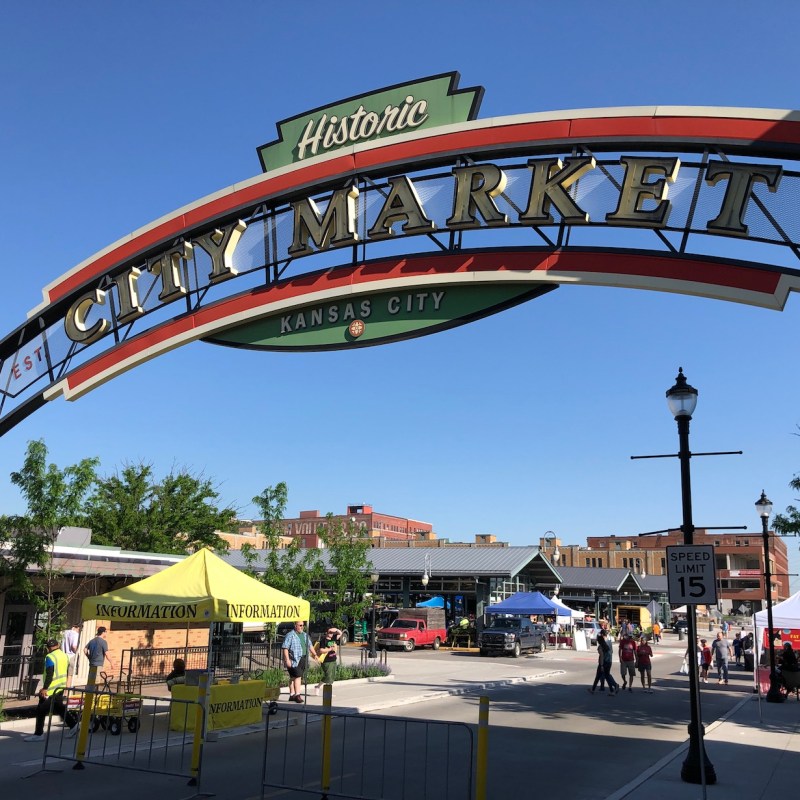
[80,548,309,731]
[752,589,800,694]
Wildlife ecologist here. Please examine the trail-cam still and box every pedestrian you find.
[24,639,72,742]
[61,622,80,688]
[711,631,733,685]
[780,642,799,672]
[598,629,619,695]
[314,626,342,695]
[636,635,654,692]
[699,638,712,683]
[618,630,637,691]
[721,619,729,636]
[651,621,661,644]
[733,633,743,666]
[281,620,319,703]
[84,626,114,674]
[589,636,608,694]
[550,618,561,647]
[165,658,186,689]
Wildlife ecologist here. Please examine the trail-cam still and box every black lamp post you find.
[755,491,785,703]
[666,368,716,785]
[369,571,379,659]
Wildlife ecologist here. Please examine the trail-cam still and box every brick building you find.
[538,529,789,615]
[221,505,435,550]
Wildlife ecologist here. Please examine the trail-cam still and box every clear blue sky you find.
[2,2,800,588]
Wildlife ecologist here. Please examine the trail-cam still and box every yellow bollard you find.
[188,671,209,786]
[475,696,489,800]
[72,665,98,770]
[321,683,332,793]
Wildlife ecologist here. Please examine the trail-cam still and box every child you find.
[700,639,712,683]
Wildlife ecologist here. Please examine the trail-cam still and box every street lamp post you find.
[756,491,785,703]
[369,571,379,659]
[666,368,716,785]
[421,553,431,589]
[543,530,560,594]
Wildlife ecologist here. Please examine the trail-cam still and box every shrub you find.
[250,662,391,688]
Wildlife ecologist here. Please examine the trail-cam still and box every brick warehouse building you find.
[538,529,789,615]
[224,504,434,550]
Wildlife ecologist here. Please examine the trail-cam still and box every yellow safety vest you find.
[44,648,69,695]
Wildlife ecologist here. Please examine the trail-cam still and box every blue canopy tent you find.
[485,591,566,616]
[416,596,446,608]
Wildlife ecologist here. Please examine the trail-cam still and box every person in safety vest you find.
[24,638,72,741]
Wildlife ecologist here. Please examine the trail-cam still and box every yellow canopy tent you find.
[81,547,309,623]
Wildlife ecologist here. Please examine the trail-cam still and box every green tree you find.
[85,462,235,554]
[0,439,99,643]
[317,515,372,629]
[244,482,324,599]
[773,474,800,536]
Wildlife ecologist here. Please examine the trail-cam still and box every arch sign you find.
[3,71,800,434]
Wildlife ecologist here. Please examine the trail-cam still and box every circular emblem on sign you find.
[348,319,365,338]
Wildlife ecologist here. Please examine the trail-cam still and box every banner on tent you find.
[762,628,800,649]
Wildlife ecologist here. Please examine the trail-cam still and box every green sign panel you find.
[257,72,483,173]
[206,284,551,352]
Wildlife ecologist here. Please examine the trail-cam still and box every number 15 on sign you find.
[666,545,717,605]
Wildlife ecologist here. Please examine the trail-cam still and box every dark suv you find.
[478,617,548,657]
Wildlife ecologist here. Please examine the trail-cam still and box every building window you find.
[661,558,666,571]
[585,558,591,567]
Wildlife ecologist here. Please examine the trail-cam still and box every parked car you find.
[575,621,613,645]
[478,617,548,657]
[376,608,447,652]
[673,619,689,633]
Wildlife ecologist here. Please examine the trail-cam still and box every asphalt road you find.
[378,639,752,800]
[1,634,752,800]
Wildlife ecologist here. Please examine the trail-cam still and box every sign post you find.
[667,545,717,606]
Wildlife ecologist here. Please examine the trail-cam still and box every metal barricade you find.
[259,699,474,800]
[120,642,283,685]
[358,648,389,669]
[0,650,39,699]
[41,686,203,787]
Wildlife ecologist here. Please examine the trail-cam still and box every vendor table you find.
[170,679,267,731]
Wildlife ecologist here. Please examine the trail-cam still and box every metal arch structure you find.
[4,72,800,436]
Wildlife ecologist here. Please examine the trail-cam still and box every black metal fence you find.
[0,649,41,699]
[120,640,284,686]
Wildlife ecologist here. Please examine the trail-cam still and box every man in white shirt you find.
[61,623,80,687]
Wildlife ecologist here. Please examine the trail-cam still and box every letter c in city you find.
[65,289,109,344]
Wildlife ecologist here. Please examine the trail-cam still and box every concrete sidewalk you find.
[2,646,797,799]
[610,693,800,799]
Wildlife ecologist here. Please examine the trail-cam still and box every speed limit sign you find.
[666,545,717,605]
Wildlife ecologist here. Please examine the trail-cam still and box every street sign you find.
[666,545,717,605]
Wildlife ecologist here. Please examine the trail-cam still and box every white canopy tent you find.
[550,596,585,625]
[752,589,800,670]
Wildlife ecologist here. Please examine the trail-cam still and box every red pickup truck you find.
[376,608,447,652]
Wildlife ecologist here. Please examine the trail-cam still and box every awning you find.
[81,548,310,623]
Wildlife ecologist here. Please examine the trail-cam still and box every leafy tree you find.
[85,462,235,554]
[245,482,325,599]
[773,474,800,536]
[0,439,99,643]
[242,484,373,631]
[317,515,372,629]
